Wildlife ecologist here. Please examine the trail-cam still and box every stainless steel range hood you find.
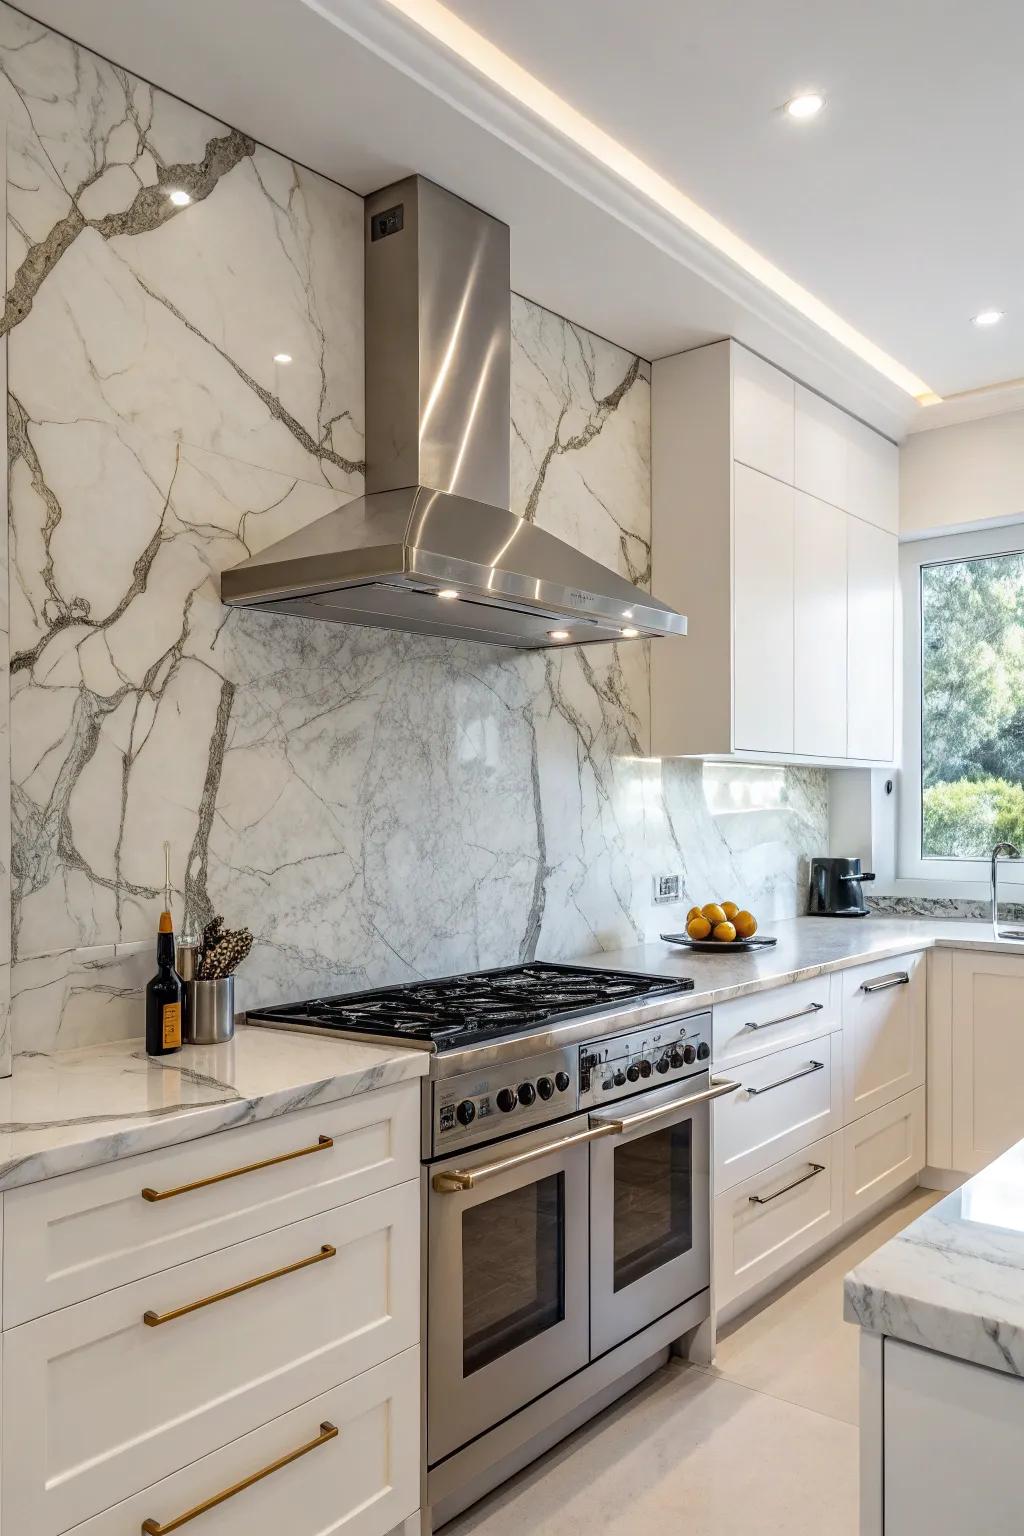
[221,176,686,648]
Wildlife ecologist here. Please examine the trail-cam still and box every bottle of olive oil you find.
[146,843,183,1056]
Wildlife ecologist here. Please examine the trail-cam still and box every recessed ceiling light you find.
[971,310,1004,328]
[548,629,570,641]
[620,627,640,638]
[273,352,293,364]
[437,588,459,599]
[622,609,634,619]
[167,188,192,207]
[784,92,826,120]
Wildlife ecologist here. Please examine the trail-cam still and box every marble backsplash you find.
[0,3,827,1055]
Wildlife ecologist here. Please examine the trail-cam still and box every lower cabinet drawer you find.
[714,1134,841,1311]
[713,975,837,1069]
[841,1086,925,1227]
[3,1181,419,1536]
[67,1347,421,1536]
[714,1032,842,1191]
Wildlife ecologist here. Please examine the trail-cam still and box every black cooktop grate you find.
[247,962,694,1050]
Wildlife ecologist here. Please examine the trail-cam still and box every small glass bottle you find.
[146,909,184,1056]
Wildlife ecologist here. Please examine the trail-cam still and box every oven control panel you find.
[577,1011,712,1110]
[432,1045,579,1154]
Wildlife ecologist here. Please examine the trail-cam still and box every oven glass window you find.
[461,1173,565,1375]
[613,1122,693,1292]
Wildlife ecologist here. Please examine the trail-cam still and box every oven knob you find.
[639,1060,653,1078]
[697,1041,711,1060]
[656,1056,670,1074]
[518,1082,537,1107]
[537,1076,555,1100]
[555,1071,571,1093]
[602,1078,614,1090]
[682,1043,697,1065]
[496,1088,517,1113]
[613,1070,626,1087]
[669,1049,684,1069]
[626,1064,640,1082]
[456,1100,476,1126]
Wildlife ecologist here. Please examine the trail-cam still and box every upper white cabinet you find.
[652,340,899,765]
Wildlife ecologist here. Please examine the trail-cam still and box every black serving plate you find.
[660,932,779,953]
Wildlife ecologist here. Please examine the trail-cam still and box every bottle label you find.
[162,1002,182,1049]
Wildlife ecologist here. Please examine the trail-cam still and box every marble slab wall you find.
[0,3,826,1055]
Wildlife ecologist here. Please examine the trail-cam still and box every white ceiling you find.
[14,0,1024,437]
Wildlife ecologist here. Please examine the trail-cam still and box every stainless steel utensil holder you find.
[186,977,235,1045]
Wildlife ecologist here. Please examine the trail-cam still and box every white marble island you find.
[845,1143,1024,1535]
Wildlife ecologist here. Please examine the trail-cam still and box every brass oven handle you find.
[861,972,910,994]
[748,1163,826,1205]
[141,1135,334,1201]
[744,1001,823,1031]
[744,1060,824,1096]
[431,1078,742,1191]
[143,1244,336,1327]
[141,1421,338,1533]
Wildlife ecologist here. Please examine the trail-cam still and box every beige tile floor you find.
[444,1187,943,1536]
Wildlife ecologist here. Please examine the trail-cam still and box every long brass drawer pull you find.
[744,1060,824,1096]
[744,1001,823,1031]
[143,1244,336,1327]
[141,1420,338,1533]
[141,1134,333,1202]
[861,972,910,995]
[749,1163,826,1205]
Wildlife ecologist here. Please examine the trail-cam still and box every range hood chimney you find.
[221,176,686,648]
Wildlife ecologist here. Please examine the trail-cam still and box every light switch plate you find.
[653,873,682,904]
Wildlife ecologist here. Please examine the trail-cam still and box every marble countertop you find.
[588,914,1024,1008]
[844,1143,1024,1376]
[0,1027,429,1192]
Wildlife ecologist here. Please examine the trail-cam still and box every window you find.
[900,523,1024,887]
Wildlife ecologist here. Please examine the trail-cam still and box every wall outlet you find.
[653,873,683,905]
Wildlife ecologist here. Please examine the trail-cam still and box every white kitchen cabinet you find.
[712,973,837,1070]
[795,384,848,509]
[846,515,897,761]
[652,339,898,765]
[841,1087,925,1226]
[733,464,794,753]
[714,1031,842,1191]
[951,950,1024,1173]
[732,344,794,483]
[842,952,925,1123]
[794,491,848,757]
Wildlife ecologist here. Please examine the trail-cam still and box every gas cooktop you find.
[246,962,694,1051]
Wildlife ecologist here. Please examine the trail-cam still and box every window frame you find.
[898,520,1024,890]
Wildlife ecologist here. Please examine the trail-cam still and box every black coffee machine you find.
[808,857,875,916]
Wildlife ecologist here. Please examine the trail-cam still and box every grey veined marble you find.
[0,1,827,1054]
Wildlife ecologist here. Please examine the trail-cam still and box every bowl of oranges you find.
[661,901,771,953]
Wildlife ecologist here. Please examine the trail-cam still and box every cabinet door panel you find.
[795,385,847,507]
[841,1088,924,1225]
[794,492,848,757]
[847,517,896,761]
[733,464,794,753]
[952,952,1024,1173]
[843,953,925,1123]
[846,417,899,533]
[732,345,794,483]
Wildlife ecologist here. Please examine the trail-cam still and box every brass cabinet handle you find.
[141,1420,338,1533]
[143,1244,336,1327]
[141,1134,333,1202]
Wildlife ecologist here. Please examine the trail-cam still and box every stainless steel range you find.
[248,962,738,1529]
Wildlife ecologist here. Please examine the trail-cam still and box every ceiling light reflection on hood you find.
[785,92,825,119]
[972,310,1004,328]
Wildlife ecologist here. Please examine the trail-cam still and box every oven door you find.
[589,1074,737,1357]
[427,1114,592,1466]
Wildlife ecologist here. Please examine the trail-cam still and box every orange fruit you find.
[686,906,703,924]
[734,910,758,938]
[722,900,739,920]
[687,915,712,940]
[701,902,726,926]
[713,921,737,943]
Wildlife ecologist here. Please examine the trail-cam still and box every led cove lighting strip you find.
[380,0,940,405]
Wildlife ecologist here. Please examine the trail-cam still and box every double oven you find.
[425,1009,737,1479]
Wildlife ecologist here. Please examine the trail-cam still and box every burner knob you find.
[682,1043,697,1065]
[555,1071,571,1093]
[456,1100,476,1126]
[496,1088,517,1113]
[517,1082,537,1107]
[669,1049,684,1069]
[639,1060,653,1078]
[696,1041,711,1061]
[656,1056,670,1074]
[537,1076,555,1100]
[613,1070,626,1087]
[626,1064,640,1082]
[602,1078,614,1091]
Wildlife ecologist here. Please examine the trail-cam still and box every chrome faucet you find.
[991,843,1023,939]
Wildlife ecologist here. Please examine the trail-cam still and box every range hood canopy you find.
[221,176,686,649]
